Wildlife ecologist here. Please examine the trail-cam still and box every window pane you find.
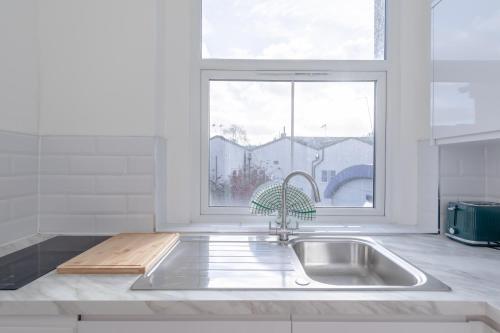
[292,82,375,208]
[202,0,385,60]
[209,81,291,206]
[208,79,377,209]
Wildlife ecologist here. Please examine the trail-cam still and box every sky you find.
[204,0,382,145]
[210,81,375,145]
[202,0,382,60]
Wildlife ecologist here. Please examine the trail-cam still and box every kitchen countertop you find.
[0,233,499,322]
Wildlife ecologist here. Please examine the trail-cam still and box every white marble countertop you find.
[0,233,499,321]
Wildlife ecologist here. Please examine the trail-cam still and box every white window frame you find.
[189,0,399,224]
[200,70,386,216]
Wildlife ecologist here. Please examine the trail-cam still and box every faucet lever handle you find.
[268,221,278,234]
[286,221,300,233]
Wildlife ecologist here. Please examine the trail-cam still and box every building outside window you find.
[321,171,328,183]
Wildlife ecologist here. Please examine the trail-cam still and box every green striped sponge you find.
[250,182,316,220]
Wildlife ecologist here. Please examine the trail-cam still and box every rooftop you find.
[210,135,374,151]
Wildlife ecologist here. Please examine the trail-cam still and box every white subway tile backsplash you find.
[460,150,485,177]
[0,132,38,154]
[439,146,462,177]
[39,195,68,213]
[40,156,70,174]
[0,200,10,223]
[0,133,159,239]
[127,195,154,213]
[9,195,37,220]
[41,136,96,154]
[127,156,154,174]
[11,155,38,175]
[70,156,127,175]
[486,178,500,200]
[95,175,154,194]
[154,138,167,230]
[0,155,10,176]
[0,131,39,244]
[39,214,96,234]
[40,214,155,234]
[417,141,439,232]
[439,141,500,229]
[486,143,500,178]
[40,175,95,194]
[440,176,485,197]
[440,143,486,177]
[95,215,154,233]
[96,137,155,156]
[38,135,158,234]
[0,176,38,199]
[0,216,37,245]
[68,195,127,214]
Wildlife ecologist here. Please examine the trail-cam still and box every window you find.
[195,0,388,218]
[321,171,328,183]
[202,0,386,60]
[321,170,337,183]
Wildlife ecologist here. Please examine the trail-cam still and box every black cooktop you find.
[0,236,109,290]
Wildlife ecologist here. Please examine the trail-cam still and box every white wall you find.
[388,0,432,225]
[37,0,157,136]
[209,137,246,184]
[0,0,40,244]
[2,0,158,137]
[252,138,293,179]
[161,0,192,224]
[0,0,39,135]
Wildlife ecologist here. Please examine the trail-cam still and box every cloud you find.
[210,80,374,144]
[210,81,291,145]
[204,0,378,141]
[202,0,380,60]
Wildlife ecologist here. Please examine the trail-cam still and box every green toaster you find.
[446,201,500,245]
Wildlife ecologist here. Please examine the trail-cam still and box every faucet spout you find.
[274,171,321,242]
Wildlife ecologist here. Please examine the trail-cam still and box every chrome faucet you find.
[270,171,321,241]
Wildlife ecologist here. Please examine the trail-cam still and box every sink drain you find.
[295,278,310,286]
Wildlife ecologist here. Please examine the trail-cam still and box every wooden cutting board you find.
[57,233,179,274]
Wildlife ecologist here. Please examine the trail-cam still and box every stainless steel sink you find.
[290,237,445,289]
[131,235,450,291]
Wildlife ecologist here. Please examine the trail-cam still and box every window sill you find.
[158,222,438,235]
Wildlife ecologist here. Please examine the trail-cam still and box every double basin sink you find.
[132,235,450,291]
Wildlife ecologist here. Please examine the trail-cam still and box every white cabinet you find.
[0,316,77,333]
[0,328,73,333]
[78,320,291,333]
[292,321,500,333]
[469,321,500,333]
[431,0,500,144]
[77,319,500,333]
